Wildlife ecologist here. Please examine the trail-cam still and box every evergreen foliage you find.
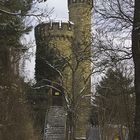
[0,0,32,48]
[96,68,133,97]
[94,68,135,139]
[0,1,40,140]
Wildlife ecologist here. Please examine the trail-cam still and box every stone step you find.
[45,126,65,134]
[45,134,65,140]
[44,106,66,140]
[47,106,66,126]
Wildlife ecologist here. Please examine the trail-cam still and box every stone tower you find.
[34,0,93,140]
[68,0,92,42]
[35,22,74,140]
[68,0,92,139]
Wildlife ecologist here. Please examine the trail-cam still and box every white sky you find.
[47,0,68,20]
[22,0,68,81]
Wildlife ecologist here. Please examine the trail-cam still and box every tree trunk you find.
[132,0,140,139]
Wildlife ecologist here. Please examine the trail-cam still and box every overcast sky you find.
[47,0,68,20]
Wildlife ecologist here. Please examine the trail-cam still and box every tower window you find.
[52,91,63,106]
[54,92,60,96]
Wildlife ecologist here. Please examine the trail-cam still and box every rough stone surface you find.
[44,106,66,140]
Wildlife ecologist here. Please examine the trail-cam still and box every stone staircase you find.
[44,106,66,140]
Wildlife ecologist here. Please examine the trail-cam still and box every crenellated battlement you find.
[36,21,74,30]
[35,21,74,41]
[68,0,93,7]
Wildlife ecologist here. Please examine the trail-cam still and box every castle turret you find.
[35,21,74,82]
[35,21,74,140]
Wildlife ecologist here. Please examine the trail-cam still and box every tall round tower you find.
[68,0,93,139]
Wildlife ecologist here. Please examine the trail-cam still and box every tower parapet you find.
[35,21,74,42]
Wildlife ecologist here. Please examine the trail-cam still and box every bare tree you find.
[91,1,136,139]
[94,0,133,32]
[93,0,134,68]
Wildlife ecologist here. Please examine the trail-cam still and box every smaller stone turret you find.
[35,21,74,82]
[35,21,74,140]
